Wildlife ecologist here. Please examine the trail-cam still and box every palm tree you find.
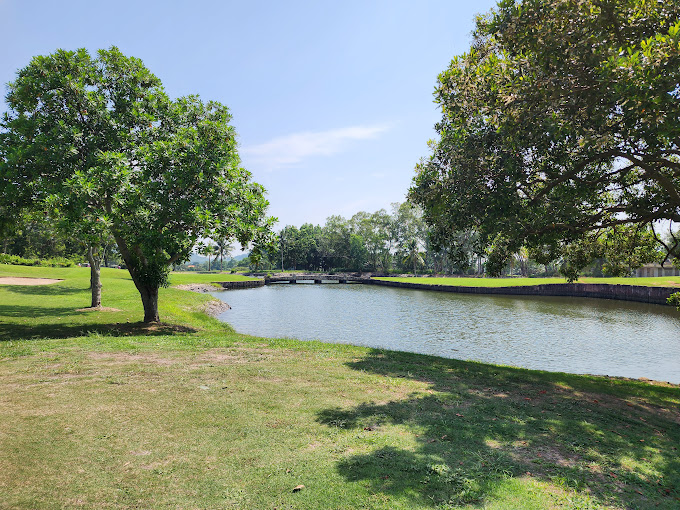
[201,244,216,271]
[403,239,424,276]
[214,239,233,271]
[514,247,529,277]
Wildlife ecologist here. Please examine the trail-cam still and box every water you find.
[210,283,680,383]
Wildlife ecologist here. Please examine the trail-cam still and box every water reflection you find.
[210,284,680,383]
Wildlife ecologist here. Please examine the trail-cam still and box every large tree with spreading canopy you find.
[409,0,680,276]
[1,47,275,321]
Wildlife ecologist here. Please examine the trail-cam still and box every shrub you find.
[0,253,78,267]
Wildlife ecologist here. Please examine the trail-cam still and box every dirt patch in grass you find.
[87,351,179,366]
[188,350,253,367]
[0,277,63,285]
[199,349,249,362]
[511,443,581,469]
[75,306,122,312]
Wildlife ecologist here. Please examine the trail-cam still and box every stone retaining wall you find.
[214,280,264,289]
[368,280,677,305]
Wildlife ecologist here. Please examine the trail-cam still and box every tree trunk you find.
[139,284,160,323]
[111,233,162,323]
[86,246,102,308]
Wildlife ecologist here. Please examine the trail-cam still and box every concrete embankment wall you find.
[368,280,678,306]
[215,280,264,289]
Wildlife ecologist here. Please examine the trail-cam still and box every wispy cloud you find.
[241,124,390,170]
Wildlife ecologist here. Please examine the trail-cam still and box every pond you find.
[209,283,680,383]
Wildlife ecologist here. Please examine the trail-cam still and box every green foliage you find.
[410,0,680,277]
[0,254,77,267]
[556,225,661,282]
[279,223,323,270]
[668,292,680,310]
[348,234,368,271]
[1,47,275,321]
[1,213,83,261]
[402,238,424,275]
[599,225,661,276]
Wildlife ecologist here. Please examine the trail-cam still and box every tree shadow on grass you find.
[317,350,680,508]
[0,304,80,319]
[0,321,199,341]
[0,305,198,341]
[1,284,87,295]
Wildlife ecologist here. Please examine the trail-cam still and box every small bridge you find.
[264,274,369,285]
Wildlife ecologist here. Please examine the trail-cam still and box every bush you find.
[0,253,78,267]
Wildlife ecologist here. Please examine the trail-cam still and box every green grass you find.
[169,271,259,285]
[375,276,680,288]
[1,264,679,509]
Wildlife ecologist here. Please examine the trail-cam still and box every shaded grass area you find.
[321,352,680,509]
[375,276,680,288]
[1,264,679,509]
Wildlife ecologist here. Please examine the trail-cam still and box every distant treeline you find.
[251,202,667,278]
[2,203,666,278]
[251,202,483,275]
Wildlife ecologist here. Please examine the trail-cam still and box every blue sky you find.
[1,0,499,230]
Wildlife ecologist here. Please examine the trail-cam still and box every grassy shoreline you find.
[1,264,679,509]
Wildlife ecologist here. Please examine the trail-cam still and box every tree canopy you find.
[409,0,680,276]
[1,47,275,321]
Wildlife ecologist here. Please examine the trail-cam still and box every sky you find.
[1,0,499,233]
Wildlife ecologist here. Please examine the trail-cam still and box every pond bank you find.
[210,273,679,306]
[370,279,678,305]
[174,284,232,316]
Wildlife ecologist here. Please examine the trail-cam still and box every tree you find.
[514,247,529,278]
[200,244,216,272]
[391,203,427,273]
[549,224,661,281]
[1,47,275,322]
[280,225,302,270]
[410,0,680,276]
[320,215,351,270]
[0,211,81,260]
[348,234,368,272]
[298,223,322,270]
[350,210,391,271]
[214,239,233,271]
[403,239,424,276]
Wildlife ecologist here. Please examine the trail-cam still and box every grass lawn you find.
[375,276,680,288]
[1,264,679,509]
